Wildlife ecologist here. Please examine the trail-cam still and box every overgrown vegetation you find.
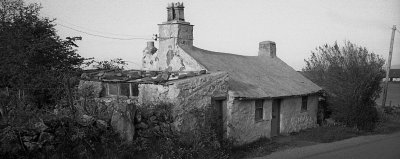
[0,94,234,158]
[303,41,385,130]
[83,58,128,71]
[0,0,84,109]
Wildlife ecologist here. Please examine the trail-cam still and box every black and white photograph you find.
[1,0,400,158]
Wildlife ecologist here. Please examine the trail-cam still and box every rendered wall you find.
[279,95,318,134]
[142,23,204,71]
[227,99,272,144]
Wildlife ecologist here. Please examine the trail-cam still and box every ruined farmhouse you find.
[82,2,322,144]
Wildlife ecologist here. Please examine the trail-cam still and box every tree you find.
[0,0,84,107]
[303,41,385,130]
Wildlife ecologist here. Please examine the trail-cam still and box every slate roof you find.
[389,69,400,78]
[181,45,322,99]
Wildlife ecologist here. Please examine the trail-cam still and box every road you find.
[255,131,400,159]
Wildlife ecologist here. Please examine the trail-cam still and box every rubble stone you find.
[96,119,108,130]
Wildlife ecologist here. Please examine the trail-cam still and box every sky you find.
[26,0,400,70]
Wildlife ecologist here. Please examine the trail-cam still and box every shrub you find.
[303,41,385,130]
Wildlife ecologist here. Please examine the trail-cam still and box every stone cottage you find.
[141,2,323,144]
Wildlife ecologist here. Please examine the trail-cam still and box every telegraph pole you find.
[381,25,396,107]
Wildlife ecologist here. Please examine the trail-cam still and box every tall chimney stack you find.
[258,41,276,58]
[167,3,174,21]
[174,2,184,21]
[166,2,185,22]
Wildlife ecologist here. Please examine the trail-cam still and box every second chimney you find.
[258,41,276,58]
[144,41,157,55]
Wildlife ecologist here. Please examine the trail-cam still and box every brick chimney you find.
[258,41,276,58]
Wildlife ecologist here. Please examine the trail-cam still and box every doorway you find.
[271,99,281,137]
[211,97,225,140]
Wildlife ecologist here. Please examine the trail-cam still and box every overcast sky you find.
[26,0,400,70]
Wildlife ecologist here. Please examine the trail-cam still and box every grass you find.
[231,113,400,159]
[291,125,360,143]
[230,126,359,158]
[230,138,287,159]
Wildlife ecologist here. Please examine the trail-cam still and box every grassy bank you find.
[232,111,400,158]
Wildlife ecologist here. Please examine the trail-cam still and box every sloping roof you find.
[181,45,322,98]
[389,69,400,78]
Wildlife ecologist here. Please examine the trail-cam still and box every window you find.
[106,83,139,97]
[108,83,119,95]
[255,100,264,121]
[131,83,139,96]
[120,83,130,97]
[301,96,308,112]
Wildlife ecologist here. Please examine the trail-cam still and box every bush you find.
[303,41,385,130]
[0,104,124,158]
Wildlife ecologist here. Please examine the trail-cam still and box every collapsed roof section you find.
[81,69,208,84]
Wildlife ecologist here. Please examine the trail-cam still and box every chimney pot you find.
[258,41,276,58]
[166,2,185,22]
[144,41,157,55]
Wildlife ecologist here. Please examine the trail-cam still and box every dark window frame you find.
[120,83,130,97]
[255,99,264,122]
[106,82,139,97]
[130,83,139,96]
[107,83,119,96]
[301,96,308,112]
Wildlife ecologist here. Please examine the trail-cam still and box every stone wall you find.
[138,72,229,131]
[227,99,272,144]
[279,95,318,134]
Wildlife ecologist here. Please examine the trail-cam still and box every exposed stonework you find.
[111,103,136,141]
[280,95,319,134]
[138,72,229,131]
[142,23,203,71]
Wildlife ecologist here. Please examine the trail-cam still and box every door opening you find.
[211,98,225,141]
[271,99,281,137]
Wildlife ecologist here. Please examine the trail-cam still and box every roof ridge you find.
[181,45,256,58]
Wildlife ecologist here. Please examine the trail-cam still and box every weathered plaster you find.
[137,84,172,104]
[280,95,318,134]
[142,23,204,71]
[227,99,272,144]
